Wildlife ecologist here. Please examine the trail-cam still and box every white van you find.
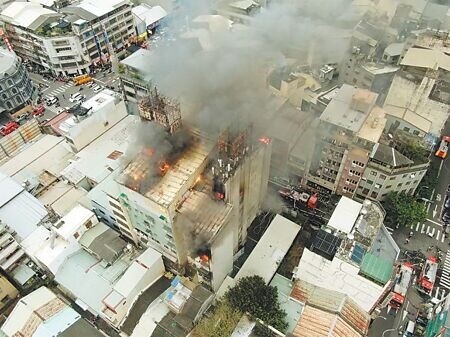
[403,320,415,337]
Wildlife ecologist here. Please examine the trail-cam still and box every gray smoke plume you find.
[142,1,352,135]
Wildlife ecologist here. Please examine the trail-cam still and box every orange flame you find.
[200,254,209,263]
[259,137,271,145]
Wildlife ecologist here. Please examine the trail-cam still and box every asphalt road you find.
[29,71,121,122]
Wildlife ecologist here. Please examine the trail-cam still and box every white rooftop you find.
[75,0,127,18]
[1,2,57,29]
[132,4,167,26]
[0,173,47,241]
[130,298,170,337]
[234,215,300,284]
[294,249,384,312]
[327,196,362,234]
[400,47,450,71]
[61,115,139,184]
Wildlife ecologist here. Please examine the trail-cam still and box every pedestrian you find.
[409,231,413,238]
[62,94,65,99]
[405,238,410,244]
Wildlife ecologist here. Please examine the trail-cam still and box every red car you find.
[32,105,45,117]
[0,122,19,136]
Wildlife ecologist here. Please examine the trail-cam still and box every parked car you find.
[32,105,46,117]
[71,94,85,103]
[445,197,450,210]
[0,122,19,136]
[16,112,30,123]
[93,85,103,93]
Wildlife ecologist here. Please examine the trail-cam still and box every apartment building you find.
[62,0,135,65]
[355,143,429,201]
[305,85,387,197]
[0,2,90,75]
[0,0,134,75]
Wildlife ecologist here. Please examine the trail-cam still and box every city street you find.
[28,70,121,121]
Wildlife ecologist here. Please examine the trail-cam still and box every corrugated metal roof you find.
[293,306,363,337]
[360,252,393,285]
[0,173,23,207]
[290,279,370,335]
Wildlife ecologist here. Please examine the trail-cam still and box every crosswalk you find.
[440,250,450,289]
[408,222,447,242]
[46,83,73,97]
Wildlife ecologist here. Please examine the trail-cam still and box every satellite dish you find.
[347,233,354,240]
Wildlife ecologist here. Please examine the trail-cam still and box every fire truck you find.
[0,121,19,136]
[435,136,450,159]
[389,262,413,309]
[418,257,438,295]
[278,188,318,209]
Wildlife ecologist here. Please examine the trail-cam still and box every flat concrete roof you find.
[327,196,362,234]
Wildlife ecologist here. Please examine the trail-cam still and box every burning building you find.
[112,95,272,291]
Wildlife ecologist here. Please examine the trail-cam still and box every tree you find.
[382,191,427,228]
[225,276,288,332]
[190,301,241,337]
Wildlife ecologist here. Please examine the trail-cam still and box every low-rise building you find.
[356,143,429,201]
[58,90,127,152]
[1,286,104,337]
[0,274,17,311]
[294,197,399,313]
[132,4,167,36]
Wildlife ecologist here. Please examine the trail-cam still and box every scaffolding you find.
[138,87,182,134]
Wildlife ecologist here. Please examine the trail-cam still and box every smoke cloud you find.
[143,0,353,134]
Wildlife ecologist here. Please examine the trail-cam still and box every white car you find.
[87,81,96,88]
[72,94,85,103]
[45,96,58,106]
[93,85,103,93]
[69,93,84,103]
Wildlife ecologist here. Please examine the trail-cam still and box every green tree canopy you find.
[382,191,427,228]
[190,301,241,337]
[225,275,288,332]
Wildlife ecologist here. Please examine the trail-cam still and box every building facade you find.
[355,143,429,201]
[305,85,387,198]
[0,48,34,114]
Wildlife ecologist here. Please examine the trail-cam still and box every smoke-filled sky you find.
[142,0,355,134]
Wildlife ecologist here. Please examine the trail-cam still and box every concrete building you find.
[382,42,405,64]
[1,286,104,337]
[62,0,135,66]
[356,142,429,201]
[294,197,399,313]
[58,89,127,152]
[0,48,34,114]
[0,2,90,75]
[132,4,167,36]
[216,0,261,25]
[55,246,165,327]
[119,48,153,113]
[340,62,398,104]
[1,0,135,75]
[0,172,48,242]
[305,85,386,197]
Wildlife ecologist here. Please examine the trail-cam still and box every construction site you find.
[115,87,272,291]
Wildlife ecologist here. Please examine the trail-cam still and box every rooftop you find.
[320,85,378,133]
[383,73,447,136]
[400,48,450,72]
[384,42,405,57]
[0,48,16,74]
[359,252,393,284]
[0,2,60,30]
[327,196,362,234]
[132,4,167,27]
[370,143,413,168]
[290,279,370,336]
[0,172,47,241]
[120,48,153,81]
[356,106,387,143]
[233,214,300,284]
[119,136,214,209]
[177,190,233,244]
[61,115,139,185]
[79,222,127,264]
[294,249,384,312]
[69,0,128,19]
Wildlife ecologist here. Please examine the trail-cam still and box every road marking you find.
[421,223,426,233]
[437,230,441,240]
[427,202,431,212]
[438,160,444,176]
[416,222,420,231]
[437,194,442,202]
[426,218,442,226]
[434,204,439,218]
[442,234,446,243]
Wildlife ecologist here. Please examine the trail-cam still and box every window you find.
[367,180,374,185]
[397,183,403,187]
[370,191,378,198]
[112,210,126,221]
[380,174,386,180]
[413,130,420,136]
[56,47,71,53]
[370,171,377,176]
[405,181,411,185]
[11,87,17,94]
[386,185,392,189]
[389,177,395,180]
[73,232,80,239]
[403,127,410,132]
